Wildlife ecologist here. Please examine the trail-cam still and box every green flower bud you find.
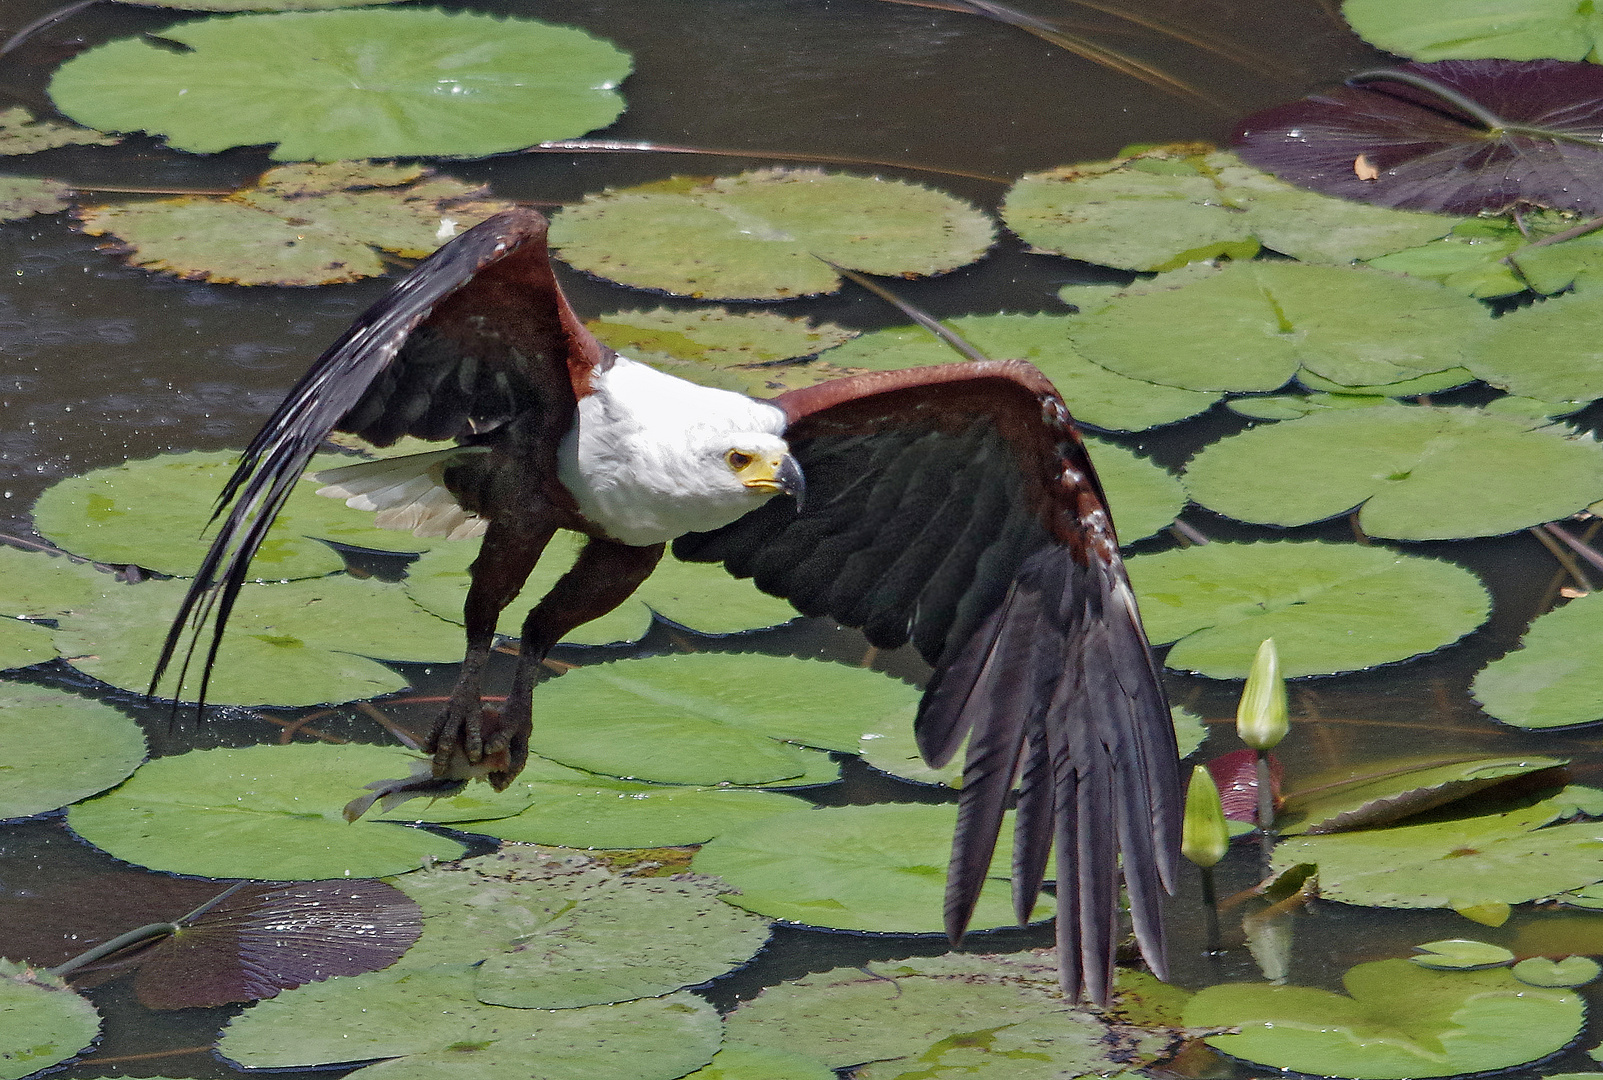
[1182,765,1229,869]
[1236,637,1289,750]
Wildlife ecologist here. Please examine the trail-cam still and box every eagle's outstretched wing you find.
[673,360,1180,1002]
[151,208,603,704]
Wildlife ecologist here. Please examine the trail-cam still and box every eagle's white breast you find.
[558,357,790,547]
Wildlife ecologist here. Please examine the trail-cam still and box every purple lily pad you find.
[1233,59,1603,214]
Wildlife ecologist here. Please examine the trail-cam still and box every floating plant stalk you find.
[1236,638,1289,864]
[1182,764,1230,955]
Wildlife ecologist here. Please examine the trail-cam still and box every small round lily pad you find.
[1512,955,1601,987]
[0,684,146,821]
[67,743,465,879]
[1182,405,1603,540]
[550,169,995,300]
[1126,541,1490,679]
[50,9,633,161]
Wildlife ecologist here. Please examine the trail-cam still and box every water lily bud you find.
[1236,638,1289,750]
[1182,765,1229,869]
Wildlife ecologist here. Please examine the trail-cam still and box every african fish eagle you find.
[154,208,1181,1003]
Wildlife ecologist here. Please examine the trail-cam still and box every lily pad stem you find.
[1348,70,1603,148]
[47,881,247,978]
[1199,864,1222,954]
[1542,522,1603,575]
[1256,749,1275,865]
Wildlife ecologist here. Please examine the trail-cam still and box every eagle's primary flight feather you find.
[153,208,1181,1003]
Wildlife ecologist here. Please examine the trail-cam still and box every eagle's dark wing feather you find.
[673,360,1180,1002]
[150,208,598,705]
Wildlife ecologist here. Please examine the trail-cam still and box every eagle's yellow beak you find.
[739,453,805,505]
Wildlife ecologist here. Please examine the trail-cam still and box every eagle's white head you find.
[559,357,802,547]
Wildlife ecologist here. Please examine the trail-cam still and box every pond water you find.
[4,0,1603,1077]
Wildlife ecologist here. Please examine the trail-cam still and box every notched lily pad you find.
[50,8,633,161]
[693,803,1045,933]
[1467,289,1603,404]
[0,959,100,1080]
[1182,404,1603,540]
[76,162,513,285]
[392,845,771,1009]
[588,308,859,396]
[1002,146,1453,272]
[818,313,1222,433]
[1068,261,1484,393]
[550,168,995,300]
[1234,60,1603,215]
[1276,754,1569,834]
[66,743,466,879]
[1513,955,1602,987]
[725,951,1182,1079]
[0,684,146,821]
[1127,541,1490,679]
[1343,0,1603,62]
[519,652,902,786]
[1473,592,1603,730]
[1184,957,1584,1078]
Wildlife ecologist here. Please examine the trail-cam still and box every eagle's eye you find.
[725,450,754,471]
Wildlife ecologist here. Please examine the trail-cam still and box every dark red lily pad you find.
[1233,60,1603,214]
[1206,748,1282,824]
[0,872,420,1009]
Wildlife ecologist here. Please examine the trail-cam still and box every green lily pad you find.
[0,107,117,155]
[57,574,463,706]
[1366,211,1597,299]
[1183,958,1584,1078]
[1001,148,1453,272]
[0,684,146,820]
[1472,593,1603,729]
[1277,754,1569,834]
[0,960,100,1080]
[218,962,721,1077]
[1182,405,1603,540]
[50,9,632,161]
[0,177,71,222]
[77,162,513,286]
[1466,291,1603,404]
[682,1045,836,1080]
[0,545,114,619]
[33,450,459,579]
[860,705,1207,789]
[1069,261,1486,393]
[816,314,1221,432]
[405,536,797,643]
[1127,541,1490,679]
[1342,0,1603,61]
[522,653,897,786]
[725,953,1180,1078]
[1271,787,1603,908]
[457,778,806,849]
[1409,938,1515,970]
[588,308,859,396]
[550,169,994,300]
[66,743,465,878]
[1295,367,1478,397]
[1514,955,1602,987]
[693,803,1047,933]
[391,845,770,1009]
[1227,392,1389,420]
[0,619,56,670]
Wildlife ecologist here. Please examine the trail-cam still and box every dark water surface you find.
[4,1,1603,1077]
